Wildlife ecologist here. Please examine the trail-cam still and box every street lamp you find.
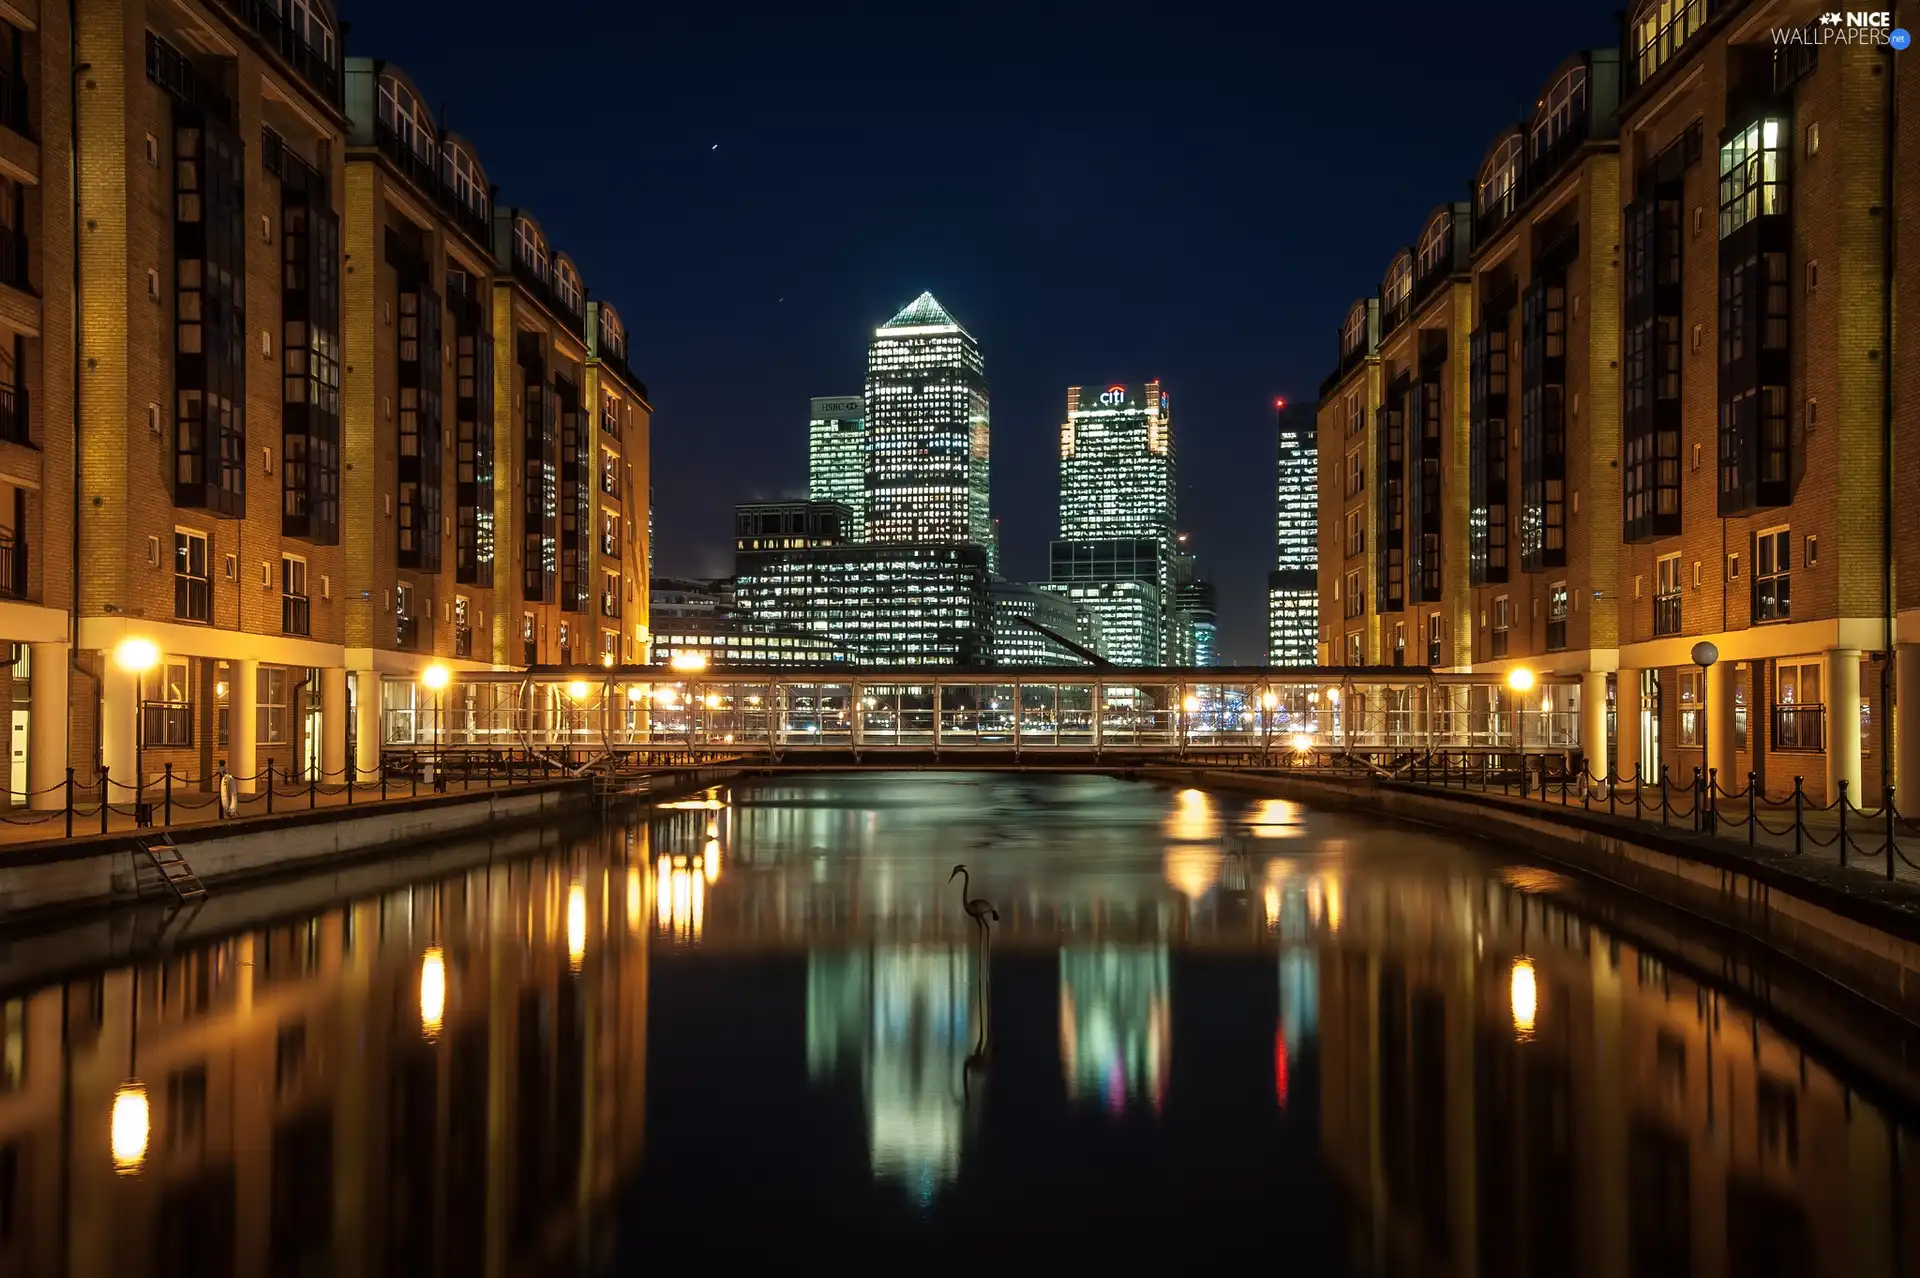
[114,637,160,824]
[1692,640,1720,831]
[669,650,708,673]
[1506,667,1536,790]
[420,664,450,790]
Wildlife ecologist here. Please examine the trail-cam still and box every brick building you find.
[0,0,650,809]
[1316,0,1911,807]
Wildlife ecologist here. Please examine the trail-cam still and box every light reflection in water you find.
[1058,947,1170,1114]
[806,946,973,1199]
[567,881,588,971]
[1510,956,1537,1040]
[419,945,446,1039]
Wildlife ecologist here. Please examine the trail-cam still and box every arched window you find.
[599,304,626,359]
[377,73,434,164]
[1342,303,1367,355]
[1416,209,1452,279]
[1382,252,1413,311]
[1478,136,1522,218]
[286,0,336,68]
[555,259,582,315]
[1631,0,1706,84]
[446,142,488,221]
[1531,66,1588,159]
[515,218,549,282]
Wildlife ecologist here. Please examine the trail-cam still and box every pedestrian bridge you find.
[377,664,1591,765]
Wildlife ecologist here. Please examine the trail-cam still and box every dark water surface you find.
[3,772,1919,1275]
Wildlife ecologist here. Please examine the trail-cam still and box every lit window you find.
[447,144,489,221]
[1416,209,1452,280]
[1382,252,1412,312]
[1719,120,1787,239]
[1341,303,1366,355]
[1478,135,1522,220]
[1755,526,1790,621]
[555,259,583,316]
[1531,65,1588,159]
[514,218,549,282]
[376,73,435,164]
[1631,0,1706,85]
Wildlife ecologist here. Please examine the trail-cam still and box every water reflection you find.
[3,774,1920,1274]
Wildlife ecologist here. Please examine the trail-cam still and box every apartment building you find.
[1316,1,1908,806]
[0,0,650,809]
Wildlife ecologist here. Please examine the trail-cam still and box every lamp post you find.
[420,664,450,790]
[114,637,160,825]
[1506,667,1537,794]
[1692,640,1719,832]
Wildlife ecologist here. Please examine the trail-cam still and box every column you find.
[354,671,382,783]
[1826,647,1863,807]
[1581,671,1609,782]
[1614,669,1642,785]
[27,642,69,810]
[1705,660,1737,795]
[320,668,348,783]
[230,658,259,794]
[99,655,137,799]
[1897,644,1920,817]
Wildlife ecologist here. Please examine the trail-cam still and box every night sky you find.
[345,1,1616,660]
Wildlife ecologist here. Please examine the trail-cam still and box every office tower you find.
[1050,382,1179,664]
[735,545,992,667]
[733,500,854,573]
[809,396,868,540]
[1269,399,1318,666]
[864,293,990,547]
[991,581,1098,666]
[649,577,856,667]
[1178,581,1218,668]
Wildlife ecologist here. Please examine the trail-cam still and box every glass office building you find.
[1178,581,1218,667]
[1269,400,1319,665]
[808,395,868,541]
[1052,382,1182,664]
[1047,538,1164,667]
[990,579,1099,666]
[734,500,853,572]
[735,544,993,667]
[864,293,990,549]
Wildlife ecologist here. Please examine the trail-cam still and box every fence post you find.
[1793,777,1804,855]
[266,759,275,815]
[99,767,109,835]
[381,760,388,802]
[310,763,317,810]
[1747,772,1757,846]
[1660,766,1670,828]
[64,767,73,839]
[1839,780,1850,868]
[346,760,355,806]
[411,756,418,799]
[1608,766,1615,817]
[1886,784,1897,882]
[165,763,174,827]
[1692,768,1702,834]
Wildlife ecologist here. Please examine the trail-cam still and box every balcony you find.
[0,227,28,293]
[0,528,23,600]
[1772,703,1825,753]
[375,122,441,203]
[511,253,585,340]
[217,0,342,106]
[0,67,30,140]
[0,383,24,445]
[1654,592,1682,637]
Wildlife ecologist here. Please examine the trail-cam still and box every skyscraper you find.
[1178,581,1219,667]
[1050,382,1179,664]
[864,293,990,547]
[1268,399,1319,665]
[809,395,868,540]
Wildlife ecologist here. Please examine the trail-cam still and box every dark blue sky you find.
[346,1,1616,660]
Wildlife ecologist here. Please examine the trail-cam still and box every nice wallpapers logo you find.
[1774,12,1911,47]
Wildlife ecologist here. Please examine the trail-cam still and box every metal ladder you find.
[135,833,207,903]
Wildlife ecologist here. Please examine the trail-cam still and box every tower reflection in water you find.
[1058,948,1169,1115]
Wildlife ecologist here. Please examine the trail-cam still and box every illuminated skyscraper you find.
[1178,581,1218,667]
[808,395,868,540]
[1051,382,1179,664]
[1269,399,1318,665]
[864,293,990,547]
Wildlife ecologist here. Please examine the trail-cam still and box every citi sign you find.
[1098,385,1129,407]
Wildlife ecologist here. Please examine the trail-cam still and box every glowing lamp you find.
[114,637,160,674]
[1289,732,1313,753]
[1506,667,1537,694]
[566,679,592,702]
[420,663,451,691]
[669,651,709,673]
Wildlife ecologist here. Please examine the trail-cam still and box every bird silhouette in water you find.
[949,863,999,929]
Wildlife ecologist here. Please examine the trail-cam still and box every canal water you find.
[3,772,1918,1275]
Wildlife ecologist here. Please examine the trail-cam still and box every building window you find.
[1631,0,1706,86]
[144,660,193,748]
[1341,305,1366,357]
[0,334,25,446]
[602,512,620,558]
[1381,252,1412,322]
[1345,391,1363,438]
[603,629,619,662]
[1520,272,1568,571]
[1345,509,1365,558]
[514,217,549,283]
[287,0,336,69]
[257,666,289,746]
[1754,527,1790,621]
[1492,595,1510,658]
[1469,320,1510,585]
[376,72,435,165]
[1426,612,1442,666]
[1343,570,1363,620]
[446,143,489,223]
[1623,165,1684,543]
[600,447,618,497]
[454,595,473,658]
[277,143,341,546]
[1416,210,1452,282]
[1531,65,1588,160]
[1719,120,1786,240]
[1345,633,1362,666]
[174,530,210,622]
[522,612,537,666]
[1654,553,1682,636]
[554,260,583,317]
[173,113,247,518]
[1477,135,1521,225]
[602,570,621,619]
[1774,659,1824,752]
[281,554,309,636]
[395,582,416,650]
[1805,535,1818,568]
[451,271,495,587]
[1345,449,1365,498]
[1677,668,1702,746]
[1547,582,1568,651]
[394,269,444,573]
